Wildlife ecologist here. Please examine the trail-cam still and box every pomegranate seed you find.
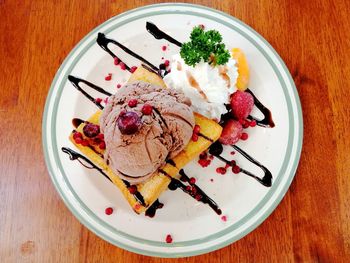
[162,45,167,51]
[195,194,202,201]
[242,120,250,129]
[199,152,207,159]
[81,139,89,146]
[164,60,170,67]
[99,141,106,150]
[185,185,191,192]
[192,133,199,142]
[97,133,104,140]
[250,120,257,127]
[120,62,126,70]
[95,98,102,104]
[73,132,82,140]
[104,97,109,104]
[128,185,137,194]
[114,57,120,65]
[161,56,164,60]
[189,177,196,184]
[191,186,197,195]
[130,66,138,73]
[198,159,211,167]
[74,137,83,144]
[199,24,205,29]
[221,215,227,222]
[210,178,214,182]
[193,124,200,134]
[230,160,236,166]
[225,163,230,169]
[209,155,214,160]
[232,165,241,174]
[168,69,171,73]
[216,167,227,174]
[165,234,173,243]
[240,133,248,140]
[105,73,112,81]
[92,137,101,145]
[230,151,235,155]
[128,99,138,107]
[116,84,122,89]
[105,207,113,215]
[141,104,153,115]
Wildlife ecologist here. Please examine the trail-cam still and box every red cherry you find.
[117,111,142,135]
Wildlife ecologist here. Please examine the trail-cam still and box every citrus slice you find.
[231,48,250,91]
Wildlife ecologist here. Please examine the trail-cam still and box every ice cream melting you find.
[100,81,195,183]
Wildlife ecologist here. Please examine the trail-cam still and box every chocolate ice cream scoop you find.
[100,81,195,184]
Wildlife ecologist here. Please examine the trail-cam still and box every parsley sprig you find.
[180,26,230,67]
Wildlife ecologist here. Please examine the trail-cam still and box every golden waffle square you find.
[69,67,222,213]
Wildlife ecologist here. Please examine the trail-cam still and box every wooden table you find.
[1,0,349,262]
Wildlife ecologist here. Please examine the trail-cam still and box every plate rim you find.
[42,3,303,258]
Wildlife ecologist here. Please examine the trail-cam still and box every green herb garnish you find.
[180,26,230,67]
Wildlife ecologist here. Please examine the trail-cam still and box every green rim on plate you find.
[42,3,303,258]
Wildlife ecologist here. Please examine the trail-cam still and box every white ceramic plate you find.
[43,3,302,258]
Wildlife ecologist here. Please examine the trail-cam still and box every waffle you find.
[69,67,222,213]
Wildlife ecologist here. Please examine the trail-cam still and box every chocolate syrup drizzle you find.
[62,147,111,182]
[209,141,272,187]
[246,89,275,128]
[161,169,222,215]
[145,199,164,218]
[146,22,182,47]
[121,180,146,206]
[68,75,111,110]
[97,33,159,73]
[61,147,148,207]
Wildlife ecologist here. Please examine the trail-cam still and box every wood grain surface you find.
[1,0,350,262]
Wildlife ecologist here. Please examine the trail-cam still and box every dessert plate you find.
[43,3,302,257]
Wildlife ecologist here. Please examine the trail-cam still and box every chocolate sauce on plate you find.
[145,199,164,218]
[246,89,275,128]
[97,33,159,72]
[62,147,111,182]
[68,75,111,110]
[209,141,272,187]
[72,118,85,128]
[146,22,182,47]
[167,170,222,215]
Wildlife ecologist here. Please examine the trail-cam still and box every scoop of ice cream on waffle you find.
[100,81,195,183]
